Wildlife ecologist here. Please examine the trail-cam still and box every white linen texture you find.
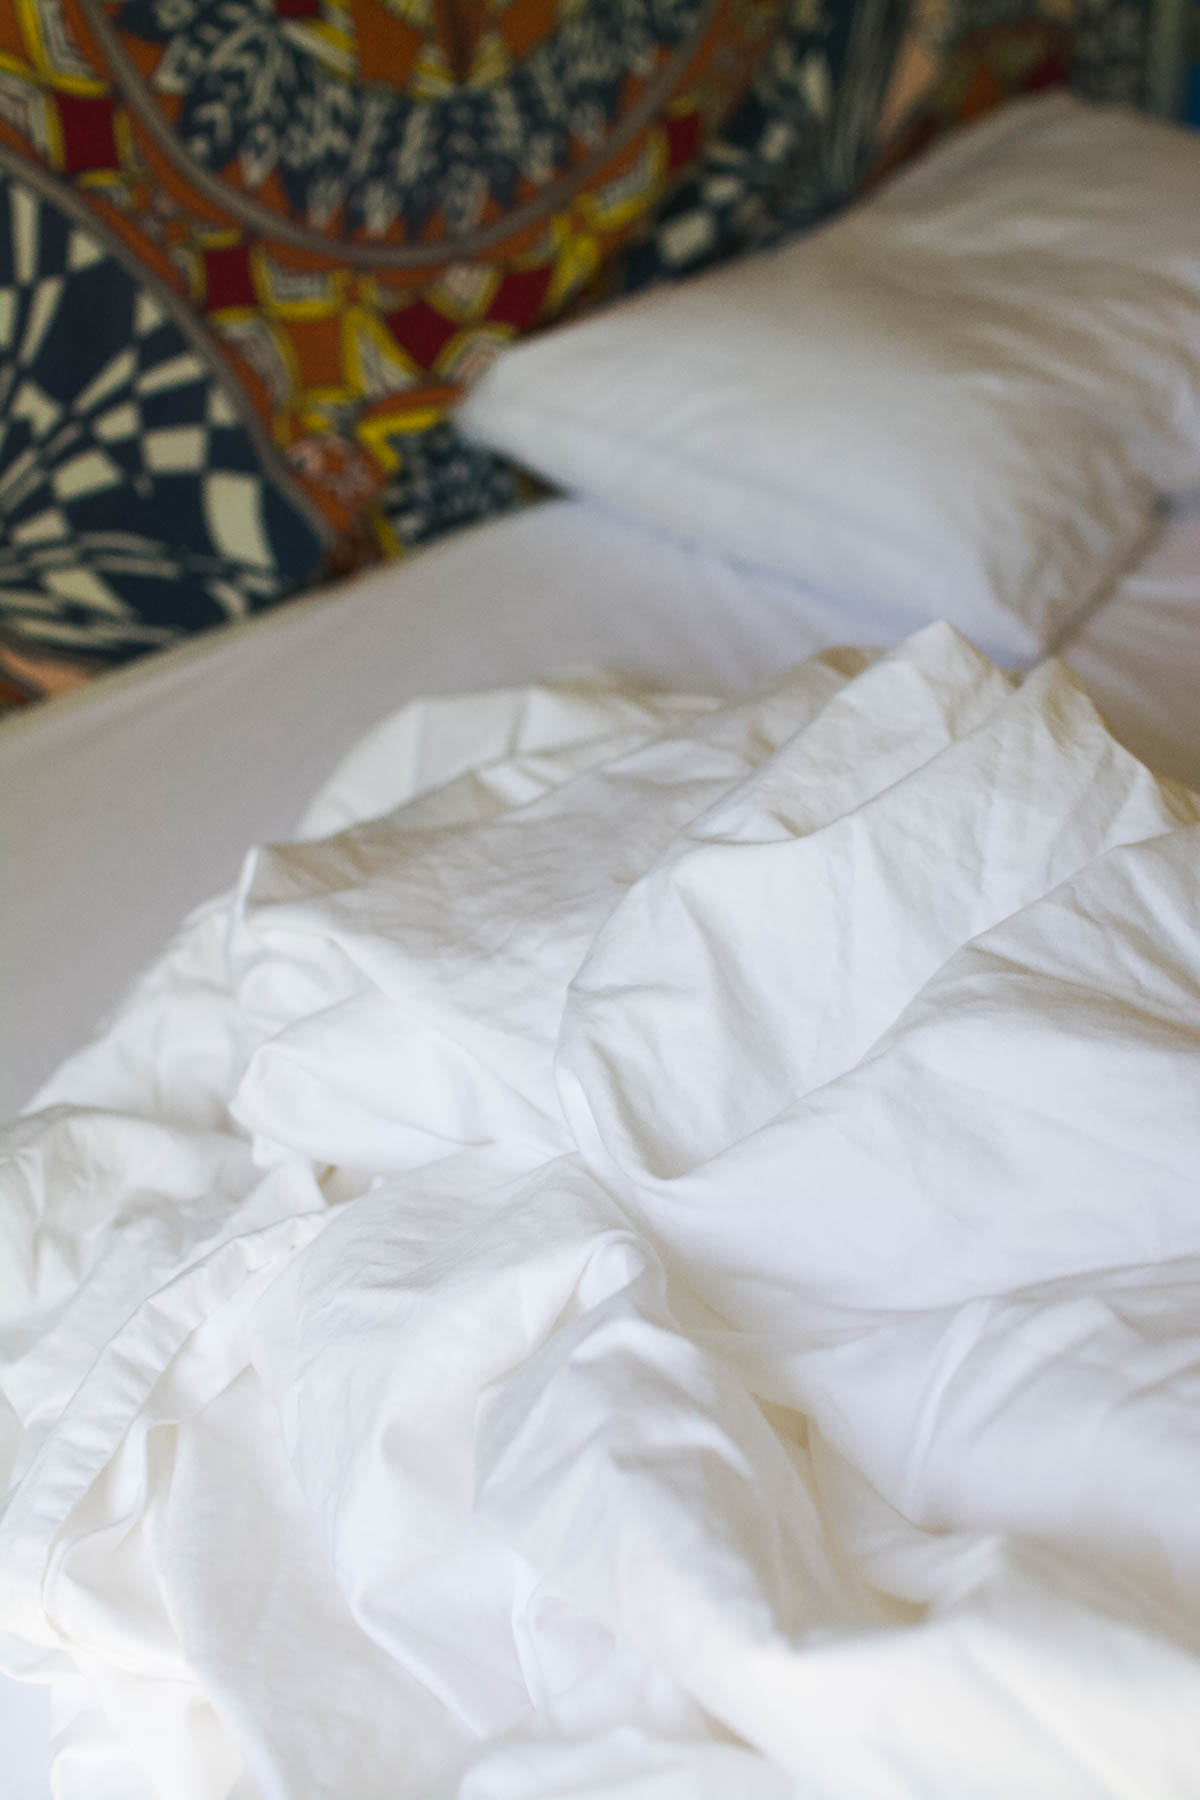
[3,624,1200,1799]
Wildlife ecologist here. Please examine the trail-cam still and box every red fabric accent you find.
[1025,51,1070,91]
[57,94,119,175]
[274,0,323,17]
[385,298,459,367]
[487,264,552,330]
[203,242,257,310]
[665,112,702,171]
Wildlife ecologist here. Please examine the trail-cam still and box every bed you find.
[4,91,1200,1800]
[4,486,1200,1120]
[4,499,1200,1800]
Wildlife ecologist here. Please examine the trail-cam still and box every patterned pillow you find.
[0,0,785,706]
[615,0,1151,290]
[0,0,1153,712]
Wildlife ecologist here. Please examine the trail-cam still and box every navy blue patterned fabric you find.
[376,422,529,552]
[620,0,909,288]
[112,0,715,240]
[0,152,327,688]
[618,0,1150,289]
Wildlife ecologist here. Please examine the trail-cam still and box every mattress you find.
[3,494,1200,1127]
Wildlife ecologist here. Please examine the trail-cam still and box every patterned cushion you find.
[615,0,1150,289]
[0,0,1153,712]
[0,0,784,705]
[0,153,328,701]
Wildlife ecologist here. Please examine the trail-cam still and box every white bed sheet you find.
[7,493,1200,1123]
[1062,503,1200,790]
[2,493,1199,1130]
[5,627,1200,1800]
[1,493,1199,1796]
[0,500,919,1121]
[0,1681,50,1800]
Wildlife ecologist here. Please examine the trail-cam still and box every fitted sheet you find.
[2,493,1199,1126]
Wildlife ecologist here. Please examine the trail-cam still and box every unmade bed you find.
[4,89,1200,1800]
[4,605,1200,1798]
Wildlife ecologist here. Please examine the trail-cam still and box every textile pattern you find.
[0,0,1152,709]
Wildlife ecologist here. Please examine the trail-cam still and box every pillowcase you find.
[460,95,1200,663]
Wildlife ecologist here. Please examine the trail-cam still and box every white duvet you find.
[3,625,1200,1799]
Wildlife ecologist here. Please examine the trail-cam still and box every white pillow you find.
[460,96,1200,663]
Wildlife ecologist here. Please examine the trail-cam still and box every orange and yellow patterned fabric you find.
[0,0,781,553]
[0,0,1151,709]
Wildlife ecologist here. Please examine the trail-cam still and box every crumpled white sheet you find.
[3,624,1200,1799]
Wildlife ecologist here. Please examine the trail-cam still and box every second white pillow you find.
[460,96,1200,663]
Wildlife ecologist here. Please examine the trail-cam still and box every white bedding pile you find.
[3,624,1200,1798]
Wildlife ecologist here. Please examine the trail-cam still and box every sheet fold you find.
[3,628,1199,1798]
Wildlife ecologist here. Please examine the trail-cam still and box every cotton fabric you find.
[3,625,1200,1797]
